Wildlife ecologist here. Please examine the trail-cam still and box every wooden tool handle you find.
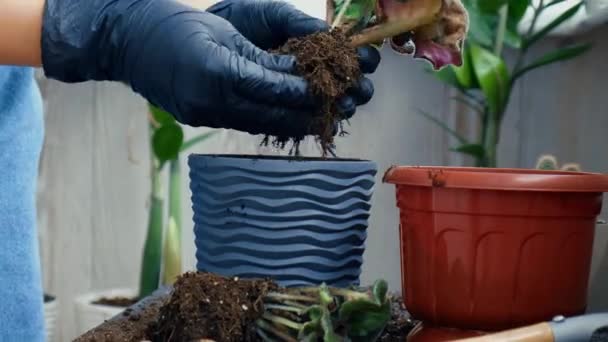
[453,323,555,342]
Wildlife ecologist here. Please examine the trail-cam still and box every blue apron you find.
[0,66,45,341]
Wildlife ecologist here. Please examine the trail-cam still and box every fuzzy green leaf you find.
[513,43,591,81]
[149,104,175,126]
[434,66,464,89]
[463,0,495,47]
[372,279,388,304]
[469,43,509,115]
[451,143,486,160]
[452,46,478,89]
[320,306,341,342]
[339,300,391,339]
[524,1,583,49]
[153,123,184,164]
[508,0,530,24]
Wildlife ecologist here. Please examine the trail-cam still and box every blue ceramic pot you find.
[188,154,377,287]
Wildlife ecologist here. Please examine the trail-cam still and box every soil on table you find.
[380,295,417,341]
[76,273,415,342]
[93,296,139,308]
[75,295,163,342]
[147,272,276,342]
[263,29,361,157]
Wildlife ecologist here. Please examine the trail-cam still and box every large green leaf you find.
[464,0,495,47]
[513,43,591,81]
[508,0,530,24]
[523,1,583,49]
[452,45,478,89]
[477,0,508,13]
[469,43,509,115]
[149,104,175,126]
[153,123,184,164]
[434,66,464,89]
[451,143,487,160]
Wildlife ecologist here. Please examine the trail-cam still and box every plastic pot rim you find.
[189,154,372,163]
[383,166,608,193]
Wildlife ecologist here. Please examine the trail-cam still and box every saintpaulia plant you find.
[328,0,470,70]
[139,105,216,298]
[419,0,591,167]
[258,280,391,341]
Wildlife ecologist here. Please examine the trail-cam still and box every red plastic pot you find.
[383,166,608,331]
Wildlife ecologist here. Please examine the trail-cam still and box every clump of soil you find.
[264,29,361,156]
[147,272,277,342]
[93,296,139,308]
[380,295,417,341]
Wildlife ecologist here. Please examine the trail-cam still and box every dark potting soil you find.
[93,296,140,308]
[380,295,417,341]
[147,272,276,342]
[263,29,361,157]
[76,272,414,342]
[74,295,164,342]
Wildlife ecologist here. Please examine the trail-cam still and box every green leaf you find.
[451,144,486,160]
[149,104,175,126]
[524,1,583,49]
[504,25,522,48]
[416,109,469,145]
[513,43,591,81]
[153,124,184,164]
[452,46,477,89]
[434,66,464,89]
[508,0,530,24]
[477,0,508,13]
[469,43,509,115]
[372,280,388,304]
[180,131,218,152]
[339,300,391,339]
[465,3,495,47]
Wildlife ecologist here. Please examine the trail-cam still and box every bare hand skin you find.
[0,0,45,66]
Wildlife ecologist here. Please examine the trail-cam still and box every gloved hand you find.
[41,0,380,138]
[208,0,381,119]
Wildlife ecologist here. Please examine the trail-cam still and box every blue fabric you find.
[0,67,45,341]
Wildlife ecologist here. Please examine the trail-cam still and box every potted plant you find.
[418,0,591,167]
[186,0,469,288]
[535,154,608,313]
[74,104,216,334]
[384,165,608,336]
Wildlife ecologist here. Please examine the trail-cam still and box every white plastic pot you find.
[44,294,58,342]
[74,288,137,335]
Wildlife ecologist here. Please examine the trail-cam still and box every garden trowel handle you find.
[452,323,555,342]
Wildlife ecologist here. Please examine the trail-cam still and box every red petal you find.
[413,38,463,70]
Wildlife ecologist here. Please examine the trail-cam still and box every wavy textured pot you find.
[189,154,377,287]
[384,166,608,332]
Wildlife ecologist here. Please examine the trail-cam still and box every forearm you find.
[0,0,45,66]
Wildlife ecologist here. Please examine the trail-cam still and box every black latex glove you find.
[41,0,377,138]
[207,0,381,119]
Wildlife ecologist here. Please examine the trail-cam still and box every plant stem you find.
[349,6,441,47]
[266,292,318,303]
[494,5,509,56]
[257,320,298,342]
[483,109,499,168]
[264,304,304,315]
[262,313,304,331]
[139,122,164,298]
[162,159,182,286]
[331,0,352,29]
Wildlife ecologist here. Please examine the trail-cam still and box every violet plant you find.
[139,104,217,298]
[419,0,591,167]
[328,0,470,70]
